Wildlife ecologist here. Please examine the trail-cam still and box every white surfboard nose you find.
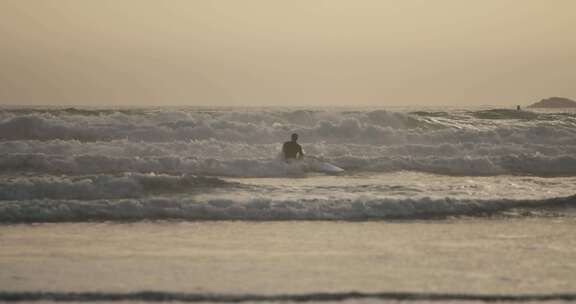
[313,162,345,174]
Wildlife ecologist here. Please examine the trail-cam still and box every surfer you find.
[282,133,304,161]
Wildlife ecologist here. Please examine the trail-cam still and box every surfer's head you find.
[291,133,298,142]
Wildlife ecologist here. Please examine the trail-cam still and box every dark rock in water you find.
[528,97,576,108]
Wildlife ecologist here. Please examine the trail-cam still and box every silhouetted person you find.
[517,105,521,111]
[282,133,304,161]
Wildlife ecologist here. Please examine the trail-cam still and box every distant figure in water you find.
[517,105,521,111]
[283,133,304,161]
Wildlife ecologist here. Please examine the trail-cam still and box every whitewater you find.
[2,106,576,303]
[1,106,576,222]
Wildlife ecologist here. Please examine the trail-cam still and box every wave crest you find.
[0,195,574,223]
[2,107,576,177]
[0,174,235,201]
[2,153,576,177]
[2,108,575,144]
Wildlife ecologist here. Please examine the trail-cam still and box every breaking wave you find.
[1,107,575,144]
[1,106,576,177]
[0,194,574,223]
[0,173,237,201]
[1,152,576,177]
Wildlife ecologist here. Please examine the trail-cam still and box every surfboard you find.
[280,154,344,175]
[312,161,345,174]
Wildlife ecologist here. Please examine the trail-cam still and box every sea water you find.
[0,106,575,303]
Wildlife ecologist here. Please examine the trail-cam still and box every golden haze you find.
[0,0,575,106]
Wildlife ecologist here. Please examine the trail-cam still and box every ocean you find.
[1,106,575,303]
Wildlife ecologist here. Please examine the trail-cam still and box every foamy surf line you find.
[1,291,576,302]
[2,106,576,177]
[0,173,240,201]
[4,152,576,177]
[1,195,574,223]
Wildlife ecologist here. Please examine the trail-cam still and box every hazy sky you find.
[1,0,575,107]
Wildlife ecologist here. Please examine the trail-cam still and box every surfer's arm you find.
[297,145,304,159]
[281,142,288,160]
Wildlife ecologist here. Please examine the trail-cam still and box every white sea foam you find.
[1,108,575,145]
[1,151,575,176]
[0,194,573,223]
[0,109,576,176]
[1,106,575,223]
[0,173,235,201]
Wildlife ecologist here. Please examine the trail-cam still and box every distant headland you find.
[528,97,576,108]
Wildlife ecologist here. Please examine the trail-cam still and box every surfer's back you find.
[283,141,303,160]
